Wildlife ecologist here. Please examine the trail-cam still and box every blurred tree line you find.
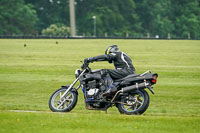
[0,0,200,39]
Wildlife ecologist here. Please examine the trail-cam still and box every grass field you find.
[0,39,199,133]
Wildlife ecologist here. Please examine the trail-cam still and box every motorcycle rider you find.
[84,45,136,96]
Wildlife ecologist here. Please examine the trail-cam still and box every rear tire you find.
[116,89,149,115]
[49,87,78,112]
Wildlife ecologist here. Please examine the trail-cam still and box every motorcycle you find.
[49,61,158,115]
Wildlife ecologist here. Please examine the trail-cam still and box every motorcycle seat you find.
[114,74,140,82]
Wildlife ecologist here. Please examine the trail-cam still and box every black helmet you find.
[105,45,119,55]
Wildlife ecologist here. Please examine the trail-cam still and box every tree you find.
[42,24,70,37]
[0,0,38,35]
[1,0,200,39]
[25,0,70,33]
[135,0,200,39]
[76,0,142,37]
[135,0,174,38]
[171,0,200,39]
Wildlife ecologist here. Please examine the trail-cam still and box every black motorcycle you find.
[49,61,158,115]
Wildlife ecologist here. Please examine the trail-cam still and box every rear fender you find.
[145,73,158,80]
[61,85,79,95]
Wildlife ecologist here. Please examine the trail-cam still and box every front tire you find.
[49,87,78,112]
[116,89,149,115]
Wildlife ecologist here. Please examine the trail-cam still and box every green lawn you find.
[0,39,199,132]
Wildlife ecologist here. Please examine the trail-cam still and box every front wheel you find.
[116,89,149,115]
[49,87,78,112]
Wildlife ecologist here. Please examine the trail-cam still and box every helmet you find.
[105,45,119,55]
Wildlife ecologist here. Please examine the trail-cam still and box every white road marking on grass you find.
[9,110,42,113]
[7,110,60,114]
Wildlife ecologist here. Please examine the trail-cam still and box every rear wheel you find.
[49,87,78,112]
[116,89,149,115]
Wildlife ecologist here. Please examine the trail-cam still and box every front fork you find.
[60,69,86,100]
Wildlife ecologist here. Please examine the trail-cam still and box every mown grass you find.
[0,111,199,133]
[0,39,200,132]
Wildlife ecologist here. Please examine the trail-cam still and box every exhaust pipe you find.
[111,81,149,102]
[121,82,149,93]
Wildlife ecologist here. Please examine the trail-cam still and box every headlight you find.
[75,69,81,78]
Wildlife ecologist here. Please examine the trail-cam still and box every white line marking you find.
[7,110,60,114]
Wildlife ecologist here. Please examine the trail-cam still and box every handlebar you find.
[81,60,90,70]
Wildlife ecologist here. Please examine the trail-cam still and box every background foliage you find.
[42,24,70,37]
[0,0,38,35]
[0,0,200,39]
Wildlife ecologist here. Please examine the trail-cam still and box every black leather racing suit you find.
[89,52,136,80]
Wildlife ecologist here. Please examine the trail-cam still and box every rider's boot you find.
[102,73,117,96]
[103,85,117,96]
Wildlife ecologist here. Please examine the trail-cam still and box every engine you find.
[86,80,106,100]
[86,79,107,109]
[86,80,99,98]
[79,72,107,108]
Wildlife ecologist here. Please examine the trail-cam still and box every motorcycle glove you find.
[86,54,116,63]
[84,58,94,63]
